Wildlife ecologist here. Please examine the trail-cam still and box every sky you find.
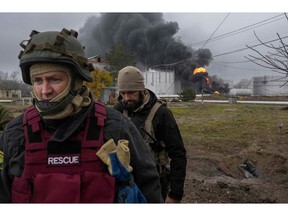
[1,0,287,86]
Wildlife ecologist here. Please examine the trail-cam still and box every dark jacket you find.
[0,105,14,135]
[0,100,163,203]
[114,89,187,201]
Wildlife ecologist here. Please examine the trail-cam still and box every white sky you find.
[1,0,287,85]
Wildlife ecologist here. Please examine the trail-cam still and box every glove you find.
[96,139,133,174]
[96,139,117,174]
[96,139,147,203]
[116,139,133,173]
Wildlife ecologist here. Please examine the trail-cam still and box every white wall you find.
[253,76,288,96]
[143,69,175,95]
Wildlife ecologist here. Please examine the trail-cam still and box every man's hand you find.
[165,196,180,203]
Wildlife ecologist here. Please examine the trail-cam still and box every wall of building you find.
[88,55,107,71]
[143,69,175,95]
[0,89,21,99]
[253,76,288,96]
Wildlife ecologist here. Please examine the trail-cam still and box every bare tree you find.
[245,13,288,86]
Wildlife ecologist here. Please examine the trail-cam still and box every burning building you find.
[77,13,231,94]
[190,67,230,94]
[191,67,213,94]
[78,14,212,87]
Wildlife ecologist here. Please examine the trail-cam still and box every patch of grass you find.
[169,102,288,155]
[5,102,288,156]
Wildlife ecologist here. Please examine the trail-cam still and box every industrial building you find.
[142,68,179,96]
[253,76,288,96]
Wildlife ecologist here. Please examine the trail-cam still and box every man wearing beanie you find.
[115,66,187,203]
[0,29,162,203]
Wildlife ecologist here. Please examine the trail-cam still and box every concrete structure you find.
[253,76,288,96]
[0,89,21,99]
[143,68,176,95]
[0,89,32,105]
[88,55,108,70]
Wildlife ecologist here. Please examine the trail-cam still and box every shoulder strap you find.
[144,100,166,134]
[23,105,41,133]
[94,101,106,127]
[94,101,106,145]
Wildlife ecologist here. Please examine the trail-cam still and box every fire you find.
[193,67,210,85]
[192,67,216,94]
[205,76,211,85]
[193,67,207,75]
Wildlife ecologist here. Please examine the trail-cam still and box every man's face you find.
[119,90,143,110]
[31,71,70,101]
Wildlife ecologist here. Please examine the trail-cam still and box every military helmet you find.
[18,28,94,84]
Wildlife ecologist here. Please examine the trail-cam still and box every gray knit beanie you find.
[117,66,145,91]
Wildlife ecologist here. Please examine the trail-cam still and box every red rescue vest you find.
[11,102,116,203]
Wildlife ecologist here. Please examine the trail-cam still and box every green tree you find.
[179,88,196,102]
[106,42,135,82]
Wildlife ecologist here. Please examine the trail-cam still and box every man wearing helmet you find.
[0,29,162,203]
[114,66,187,203]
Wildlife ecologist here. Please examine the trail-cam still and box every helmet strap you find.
[34,90,76,116]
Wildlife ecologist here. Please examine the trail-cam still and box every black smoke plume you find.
[78,13,214,88]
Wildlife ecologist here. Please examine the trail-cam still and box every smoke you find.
[210,75,230,93]
[78,13,214,87]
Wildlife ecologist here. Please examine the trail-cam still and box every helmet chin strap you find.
[34,90,76,116]
[33,74,79,117]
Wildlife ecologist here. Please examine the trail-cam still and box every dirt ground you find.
[179,101,288,203]
[182,145,288,203]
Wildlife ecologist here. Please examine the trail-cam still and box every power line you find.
[211,60,275,71]
[213,52,281,64]
[213,35,288,57]
[152,14,287,69]
[151,33,288,69]
[201,13,230,49]
[191,14,285,48]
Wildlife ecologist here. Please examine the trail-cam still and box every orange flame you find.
[193,67,207,75]
[193,67,210,85]
[205,76,211,85]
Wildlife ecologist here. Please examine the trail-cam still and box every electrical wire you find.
[152,13,287,69]
[191,14,285,48]
[201,13,230,49]
[213,35,288,57]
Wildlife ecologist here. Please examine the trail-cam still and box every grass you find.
[168,102,288,155]
[4,102,288,156]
